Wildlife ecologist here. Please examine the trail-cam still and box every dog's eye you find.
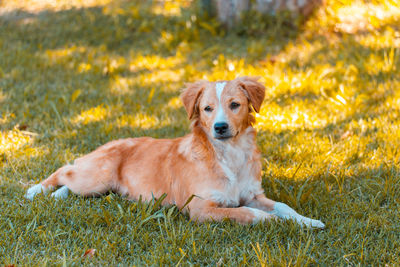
[230,102,240,110]
[204,106,213,112]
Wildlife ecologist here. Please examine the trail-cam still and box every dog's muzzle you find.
[213,122,232,140]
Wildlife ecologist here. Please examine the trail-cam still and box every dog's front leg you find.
[246,194,325,228]
[188,199,277,225]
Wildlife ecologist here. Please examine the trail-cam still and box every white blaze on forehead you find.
[214,82,227,123]
[215,82,227,101]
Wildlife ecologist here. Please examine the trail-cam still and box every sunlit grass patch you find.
[357,27,400,49]
[167,97,183,109]
[0,0,114,13]
[44,46,88,63]
[129,53,185,72]
[0,130,32,154]
[135,68,185,85]
[72,105,109,125]
[333,0,400,34]
[118,113,170,130]
[151,0,191,17]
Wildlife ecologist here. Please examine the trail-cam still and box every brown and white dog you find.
[25,77,324,228]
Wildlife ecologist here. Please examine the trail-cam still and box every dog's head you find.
[181,76,265,141]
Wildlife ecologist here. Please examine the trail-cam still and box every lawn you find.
[1,0,400,265]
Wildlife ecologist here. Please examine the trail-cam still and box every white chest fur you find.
[209,128,263,207]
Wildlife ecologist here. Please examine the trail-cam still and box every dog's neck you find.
[209,126,255,154]
[213,126,255,161]
[211,126,256,184]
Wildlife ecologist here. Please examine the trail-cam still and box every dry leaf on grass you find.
[83,248,96,258]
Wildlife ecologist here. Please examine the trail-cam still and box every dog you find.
[25,76,324,228]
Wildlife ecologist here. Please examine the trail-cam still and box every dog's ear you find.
[181,81,206,119]
[238,76,266,113]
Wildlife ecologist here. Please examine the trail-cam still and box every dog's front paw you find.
[311,219,325,228]
[298,217,325,229]
[51,186,69,200]
[273,202,325,229]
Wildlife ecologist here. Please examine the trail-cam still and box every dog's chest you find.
[210,138,262,207]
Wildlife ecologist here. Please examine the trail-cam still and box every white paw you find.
[297,216,325,229]
[310,219,325,228]
[25,184,46,200]
[273,202,325,229]
[51,186,69,200]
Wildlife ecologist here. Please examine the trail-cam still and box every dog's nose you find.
[214,122,229,135]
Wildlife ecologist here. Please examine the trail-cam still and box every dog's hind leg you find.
[25,140,130,200]
[25,165,73,200]
[51,186,69,199]
[25,184,49,200]
[26,157,117,200]
[25,167,64,200]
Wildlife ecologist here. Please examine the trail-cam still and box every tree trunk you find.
[203,0,320,29]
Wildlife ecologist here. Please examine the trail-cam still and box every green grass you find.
[1,0,400,265]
